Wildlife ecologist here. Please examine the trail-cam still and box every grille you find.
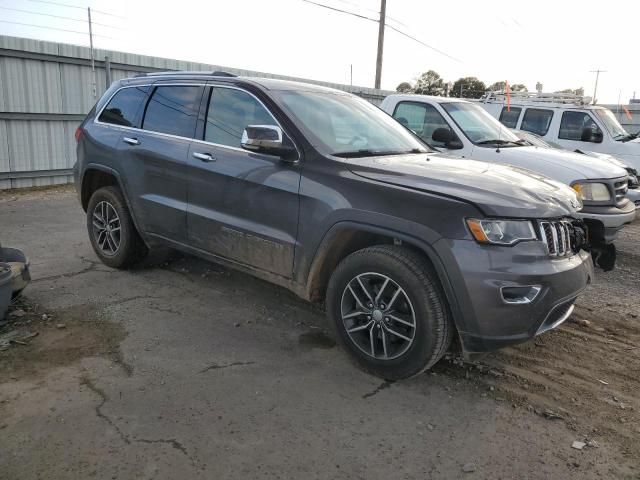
[614,179,628,204]
[539,220,572,257]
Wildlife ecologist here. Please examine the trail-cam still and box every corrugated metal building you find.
[0,34,393,189]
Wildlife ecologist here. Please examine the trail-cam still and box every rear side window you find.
[559,111,601,141]
[142,86,202,138]
[520,108,554,136]
[499,106,522,128]
[393,101,450,146]
[98,86,149,127]
[204,87,277,148]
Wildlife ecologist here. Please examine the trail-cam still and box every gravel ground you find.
[0,185,638,479]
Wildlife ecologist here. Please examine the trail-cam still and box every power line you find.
[300,0,460,63]
[0,6,122,29]
[386,24,461,63]
[331,0,408,27]
[0,19,115,38]
[23,0,125,19]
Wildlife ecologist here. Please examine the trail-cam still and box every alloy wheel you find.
[92,200,121,256]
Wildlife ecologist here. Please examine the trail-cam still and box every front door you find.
[187,86,301,278]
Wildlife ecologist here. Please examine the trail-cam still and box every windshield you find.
[511,129,554,148]
[593,108,629,139]
[275,90,431,157]
[441,102,522,146]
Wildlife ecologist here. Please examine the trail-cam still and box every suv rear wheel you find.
[86,186,147,268]
[326,245,453,380]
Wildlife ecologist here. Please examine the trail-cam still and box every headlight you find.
[466,218,536,245]
[572,182,611,202]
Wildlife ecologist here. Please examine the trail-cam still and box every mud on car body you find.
[75,72,603,379]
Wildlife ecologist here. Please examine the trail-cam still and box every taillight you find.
[75,127,83,142]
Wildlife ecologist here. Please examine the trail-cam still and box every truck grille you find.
[614,179,628,204]
[539,220,573,257]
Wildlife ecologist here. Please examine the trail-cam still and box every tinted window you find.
[393,102,450,147]
[520,108,554,136]
[559,111,601,141]
[205,87,277,148]
[142,86,202,138]
[499,106,522,128]
[99,86,149,127]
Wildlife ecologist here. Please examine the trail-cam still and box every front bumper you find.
[435,238,594,355]
[576,201,636,242]
[626,188,640,209]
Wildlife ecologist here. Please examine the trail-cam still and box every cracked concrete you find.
[0,187,635,479]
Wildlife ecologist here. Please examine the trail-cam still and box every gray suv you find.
[75,72,596,379]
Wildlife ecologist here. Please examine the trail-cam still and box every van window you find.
[499,106,522,128]
[142,86,202,138]
[520,108,554,136]
[393,102,450,146]
[205,87,277,148]
[98,86,149,127]
[559,111,602,141]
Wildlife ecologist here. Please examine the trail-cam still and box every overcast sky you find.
[0,0,637,103]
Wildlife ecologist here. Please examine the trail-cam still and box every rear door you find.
[114,82,204,243]
[186,85,301,278]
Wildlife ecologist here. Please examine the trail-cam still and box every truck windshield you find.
[593,108,629,140]
[275,90,431,157]
[441,102,523,147]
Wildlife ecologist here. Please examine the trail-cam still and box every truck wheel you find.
[326,245,453,380]
[86,186,148,268]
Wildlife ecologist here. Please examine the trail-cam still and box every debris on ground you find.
[571,441,586,450]
[0,330,38,351]
[55,323,66,329]
[462,463,476,473]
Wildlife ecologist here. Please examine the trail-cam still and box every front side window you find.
[205,87,277,148]
[559,111,602,141]
[520,108,554,136]
[99,86,149,127]
[142,86,202,138]
[393,102,450,147]
[499,106,522,128]
[275,90,430,156]
[440,102,521,145]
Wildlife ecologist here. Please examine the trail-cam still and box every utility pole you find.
[590,69,606,105]
[374,0,386,89]
[88,7,97,98]
[350,64,353,86]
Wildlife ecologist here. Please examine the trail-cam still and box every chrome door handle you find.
[123,137,140,146]
[192,152,216,162]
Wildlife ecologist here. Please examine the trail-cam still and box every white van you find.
[477,92,640,171]
[380,94,636,245]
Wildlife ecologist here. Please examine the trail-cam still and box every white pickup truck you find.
[477,92,640,171]
[380,94,636,246]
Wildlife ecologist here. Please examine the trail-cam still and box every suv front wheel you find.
[327,245,453,380]
[86,186,147,268]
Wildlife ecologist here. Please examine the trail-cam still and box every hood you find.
[468,145,628,183]
[346,153,582,218]
[575,149,627,168]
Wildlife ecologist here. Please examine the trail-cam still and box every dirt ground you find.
[0,185,638,479]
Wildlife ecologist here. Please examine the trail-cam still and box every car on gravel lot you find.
[75,72,596,379]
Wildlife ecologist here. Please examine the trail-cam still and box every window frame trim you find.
[95,82,300,159]
[95,84,151,129]
[520,107,555,136]
[558,110,603,142]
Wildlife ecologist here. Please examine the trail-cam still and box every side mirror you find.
[432,127,463,150]
[581,127,603,143]
[241,125,297,159]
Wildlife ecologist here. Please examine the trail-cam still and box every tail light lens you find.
[75,127,83,142]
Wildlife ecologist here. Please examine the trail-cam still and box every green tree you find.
[450,77,487,99]
[487,81,528,92]
[396,81,413,93]
[414,70,445,96]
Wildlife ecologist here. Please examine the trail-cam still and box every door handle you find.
[123,137,140,146]
[192,152,216,162]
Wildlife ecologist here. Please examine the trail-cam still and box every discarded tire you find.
[0,264,12,324]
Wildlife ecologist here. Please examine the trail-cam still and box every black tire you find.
[326,245,453,380]
[86,186,148,268]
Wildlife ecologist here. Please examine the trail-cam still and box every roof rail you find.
[133,70,238,78]
[480,90,592,106]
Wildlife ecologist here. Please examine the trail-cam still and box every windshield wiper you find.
[476,139,520,146]
[615,132,639,142]
[332,148,426,158]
